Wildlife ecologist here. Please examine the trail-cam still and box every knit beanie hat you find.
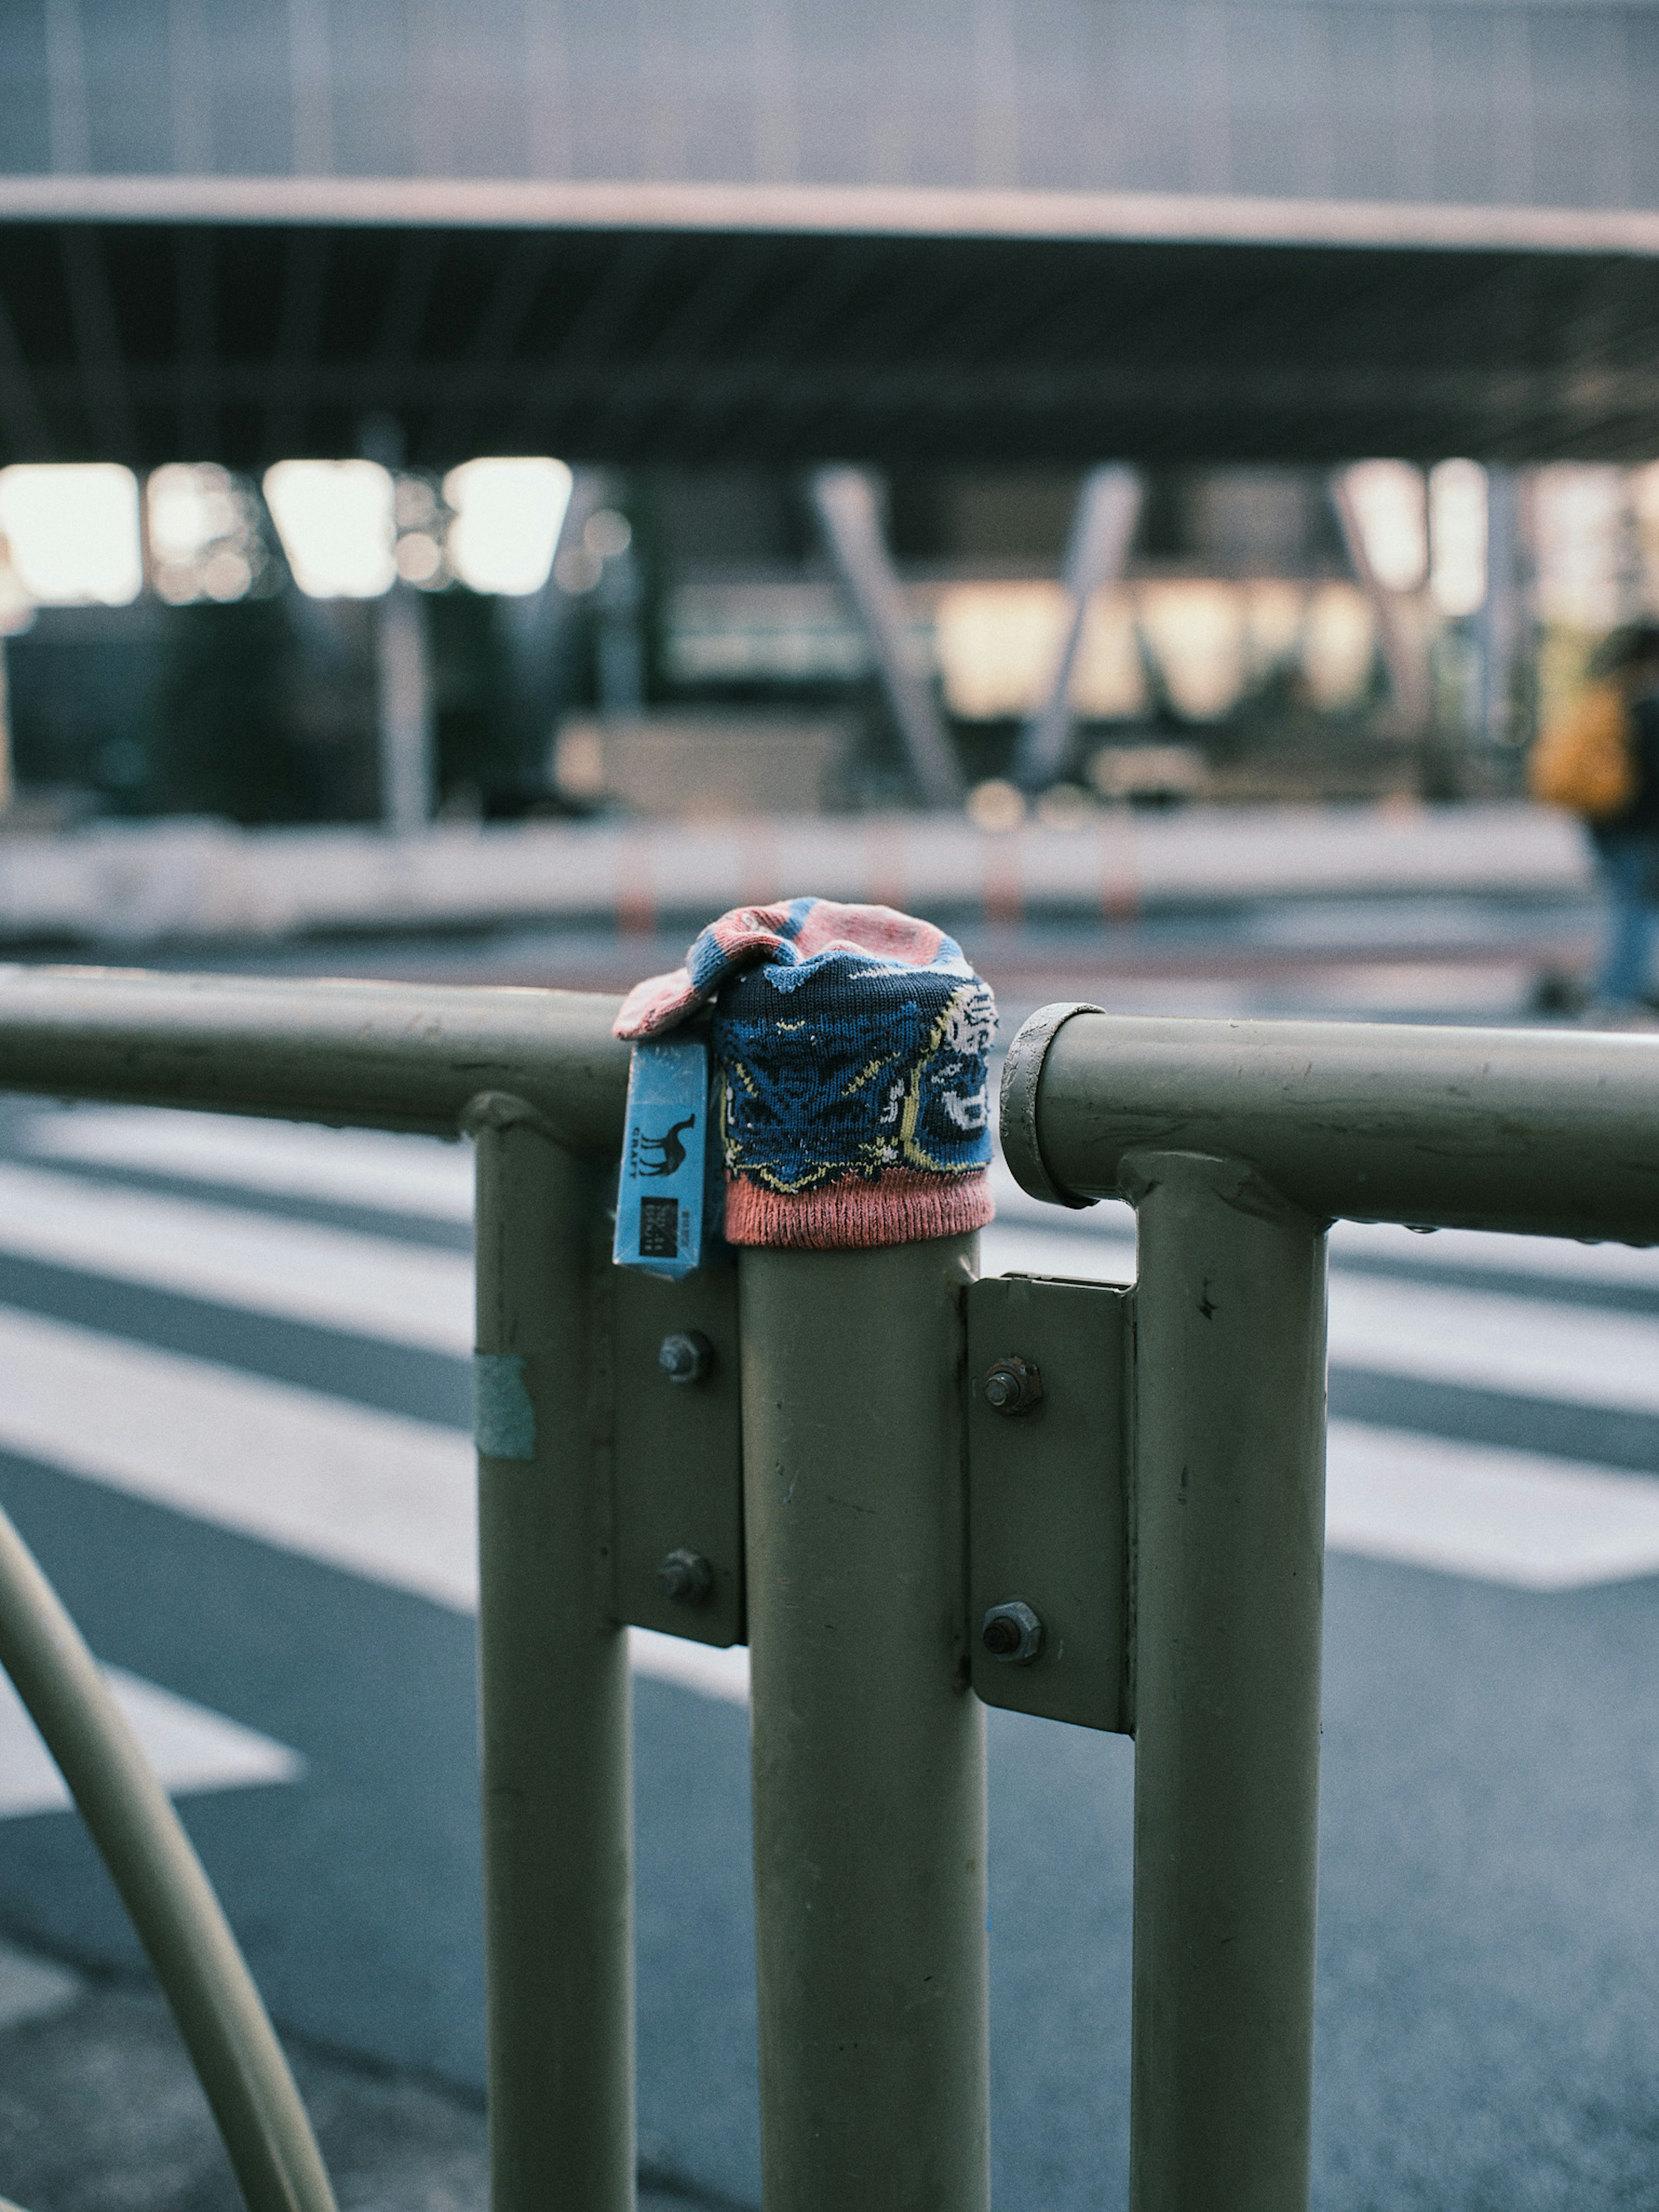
[614,897,997,1250]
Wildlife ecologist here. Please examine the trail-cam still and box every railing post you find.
[470,1095,635,2212]
[1123,1148,1328,2212]
[740,1236,990,2212]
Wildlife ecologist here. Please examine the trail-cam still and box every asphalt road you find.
[0,939,1656,2207]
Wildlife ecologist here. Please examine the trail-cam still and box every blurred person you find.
[1530,620,1659,1016]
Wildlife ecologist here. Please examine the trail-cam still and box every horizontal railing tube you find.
[0,968,629,1147]
[1015,1010,1659,1243]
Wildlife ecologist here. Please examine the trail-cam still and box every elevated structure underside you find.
[10,0,1659,470]
[3,191,1659,471]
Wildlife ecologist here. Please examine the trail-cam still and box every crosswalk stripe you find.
[979,1224,1136,1284]
[0,1662,302,1821]
[1326,1419,1659,1589]
[16,1110,1659,1302]
[0,1304,746,1704]
[22,1109,474,1223]
[1328,1274,1659,1415]
[0,1296,1652,1684]
[0,1303,478,1608]
[982,1224,1659,1416]
[0,1160,472,1354]
[0,1936,81,2026]
[1328,1215,1659,1291]
[0,1122,1652,1685]
[988,1162,1659,1296]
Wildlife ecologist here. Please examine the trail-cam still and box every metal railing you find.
[0,965,1655,2212]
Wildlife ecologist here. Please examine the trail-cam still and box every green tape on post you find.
[473,1353,536,1462]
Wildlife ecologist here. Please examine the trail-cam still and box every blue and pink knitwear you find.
[614,897,997,1250]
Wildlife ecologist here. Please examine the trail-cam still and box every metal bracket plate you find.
[610,1260,746,1648]
[965,1272,1131,1734]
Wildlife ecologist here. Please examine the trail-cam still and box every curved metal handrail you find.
[0,1498,336,2212]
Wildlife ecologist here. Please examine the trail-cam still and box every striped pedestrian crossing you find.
[0,1099,1649,1815]
[3,1096,1657,2211]
[0,1663,300,1820]
[0,1110,1653,1658]
[0,1159,470,1351]
[0,1124,1653,1783]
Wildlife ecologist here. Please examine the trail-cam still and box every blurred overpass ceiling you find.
[3,0,1659,470]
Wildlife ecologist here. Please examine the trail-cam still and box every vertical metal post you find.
[471,1096,635,2212]
[0,636,13,817]
[497,470,607,777]
[740,1236,989,2212]
[1478,465,1521,747]
[1123,1149,1328,2212]
[376,580,434,833]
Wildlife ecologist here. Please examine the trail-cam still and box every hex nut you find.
[981,1599,1044,1665]
[983,1356,1042,1416]
[659,1330,714,1385]
[657,1548,715,1605]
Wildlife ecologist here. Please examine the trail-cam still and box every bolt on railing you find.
[0,966,1655,2212]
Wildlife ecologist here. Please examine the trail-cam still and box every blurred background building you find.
[0,0,1655,845]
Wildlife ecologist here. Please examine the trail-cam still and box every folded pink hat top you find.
[614,896,996,1252]
[613,896,958,1039]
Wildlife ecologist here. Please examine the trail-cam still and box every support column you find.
[1013,464,1142,792]
[376,581,434,833]
[1330,468,1430,733]
[810,467,964,810]
[471,1097,635,2212]
[740,1236,988,2212]
[1478,465,1522,747]
[1123,1149,1328,2212]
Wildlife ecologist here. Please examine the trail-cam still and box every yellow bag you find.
[1528,680,1635,820]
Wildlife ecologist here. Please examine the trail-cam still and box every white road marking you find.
[1326,1420,1659,1589]
[1326,1274,1659,1415]
[0,1304,479,1609]
[980,1223,1136,1284]
[0,1305,747,1701]
[1327,1215,1659,1290]
[988,1157,1659,1292]
[0,1936,81,2027]
[24,1109,474,1223]
[0,1662,301,1821]
[0,1160,472,1353]
[0,1294,1653,1702]
[0,1135,1653,1705]
[983,1224,1659,1415]
[629,1631,750,1705]
[22,1111,1659,1296]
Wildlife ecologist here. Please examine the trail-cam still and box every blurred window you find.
[0,464,142,606]
[934,582,1068,718]
[1343,461,1428,594]
[1137,581,1249,721]
[1533,466,1628,632]
[147,464,268,604]
[263,460,395,598]
[1429,460,1488,620]
[1301,583,1377,710]
[442,458,572,596]
[663,582,869,683]
[1071,590,1149,720]
[1243,579,1306,682]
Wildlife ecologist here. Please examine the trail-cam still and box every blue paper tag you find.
[613,1036,711,1281]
